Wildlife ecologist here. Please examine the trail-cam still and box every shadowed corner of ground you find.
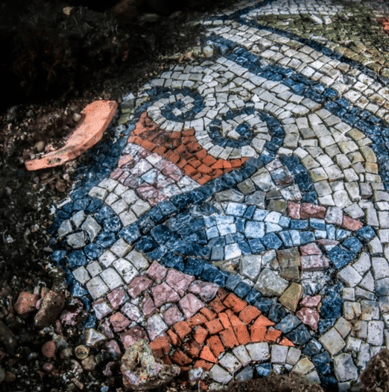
[0,0,233,113]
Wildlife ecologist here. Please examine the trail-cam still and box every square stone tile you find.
[246,342,270,361]
[73,267,90,285]
[111,238,132,258]
[113,258,138,284]
[100,268,125,291]
[86,276,110,300]
[92,299,112,320]
[87,261,103,277]
[99,250,117,268]
[319,328,345,356]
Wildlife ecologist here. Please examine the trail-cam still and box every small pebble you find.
[75,345,89,360]
[73,113,82,122]
[35,141,45,152]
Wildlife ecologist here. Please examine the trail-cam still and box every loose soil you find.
[224,374,324,392]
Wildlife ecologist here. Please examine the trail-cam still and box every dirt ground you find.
[224,374,324,392]
[0,0,215,282]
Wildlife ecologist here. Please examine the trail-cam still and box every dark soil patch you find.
[224,374,324,392]
[361,348,389,392]
[0,0,228,112]
[0,0,228,280]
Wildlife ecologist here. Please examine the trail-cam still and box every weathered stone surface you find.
[41,340,57,359]
[92,299,112,320]
[219,353,242,374]
[319,328,345,356]
[87,275,110,298]
[300,243,321,256]
[343,216,363,231]
[300,295,321,308]
[85,328,107,347]
[122,303,143,323]
[107,287,129,310]
[279,283,303,312]
[240,255,262,280]
[120,340,180,390]
[113,258,138,284]
[147,262,168,284]
[372,257,389,280]
[271,345,288,364]
[14,292,38,315]
[353,252,371,275]
[58,220,72,238]
[300,203,326,219]
[82,355,96,372]
[292,358,314,375]
[296,308,320,331]
[334,318,352,338]
[209,365,233,384]
[179,293,205,318]
[147,314,168,340]
[105,340,122,358]
[357,343,371,368]
[67,232,86,249]
[325,207,343,225]
[277,247,301,268]
[288,202,301,219]
[151,283,180,308]
[333,353,358,382]
[233,346,251,367]
[235,366,254,382]
[337,266,362,287]
[110,312,131,332]
[215,189,244,203]
[125,250,149,271]
[34,291,65,328]
[188,281,219,302]
[81,216,102,242]
[60,298,86,326]
[246,342,270,361]
[163,305,183,326]
[121,327,148,350]
[367,321,384,346]
[286,347,301,366]
[359,272,375,292]
[33,7,389,389]
[165,269,195,297]
[254,268,289,297]
[301,255,329,271]
[128,276,153,299]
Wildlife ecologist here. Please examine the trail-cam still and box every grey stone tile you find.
[319,328,346,356]
[86,276,109,300]
[334,353,358,382]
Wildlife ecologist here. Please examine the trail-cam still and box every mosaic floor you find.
[49,0,389,390]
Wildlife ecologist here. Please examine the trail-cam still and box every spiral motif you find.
[48,1,389,389]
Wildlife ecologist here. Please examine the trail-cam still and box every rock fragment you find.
[120,339,180,390]
[34,291,65,328]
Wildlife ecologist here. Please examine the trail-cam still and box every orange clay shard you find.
[25,100,118,171]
